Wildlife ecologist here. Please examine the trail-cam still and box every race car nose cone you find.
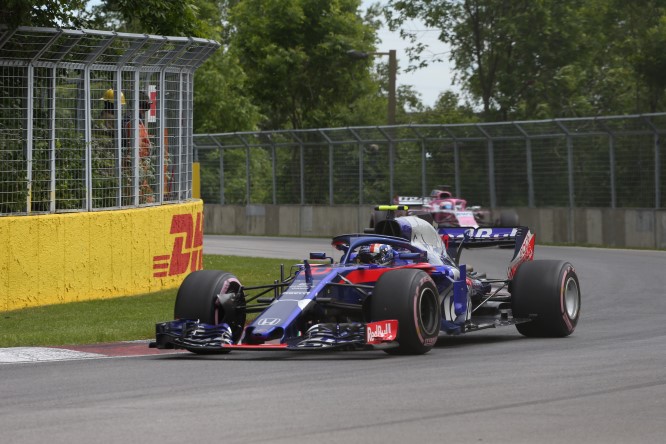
[246,326,284,343]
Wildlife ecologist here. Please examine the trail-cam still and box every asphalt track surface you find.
[2,235,666,443]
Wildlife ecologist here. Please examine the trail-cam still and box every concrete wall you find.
[204,204,666,250]
[203,204,377,238]
[1,201,204,311]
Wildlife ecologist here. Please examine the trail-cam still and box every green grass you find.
[0,255,296,348]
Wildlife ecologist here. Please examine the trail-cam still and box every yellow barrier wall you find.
[0,200,204,312]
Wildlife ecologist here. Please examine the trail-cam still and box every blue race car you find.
[150,206,581,355]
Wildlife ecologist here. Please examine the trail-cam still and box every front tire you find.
[511,260,580,337]
[370,269,441,355]
[174,270,246,353]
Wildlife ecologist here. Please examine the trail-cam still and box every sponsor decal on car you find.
[455,211,477,226]
[257,318,281,326]
[423,337,438,346]
[508,230,535,279]
[366,320,398,344]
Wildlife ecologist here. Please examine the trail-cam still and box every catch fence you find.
[0,26,218,215]
[194,114,666,209]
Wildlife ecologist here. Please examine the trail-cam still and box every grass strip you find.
[0,255,296,348]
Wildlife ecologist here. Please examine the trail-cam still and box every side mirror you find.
[309,252,334,263]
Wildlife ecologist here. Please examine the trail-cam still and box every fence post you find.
[300,141,305,205]
[555,120,575,243]
[477,124,496,208]
[213,138,225,205]
[26,64,34,213]
[442,127,461,197]
[389,138,394,202]
[158,69,166,203]
[83,65,93,211]
[609,132,616,208]
[319,129,334,205]
[644,116,661,208]
[49,67,56,212]
[454,140,460,197]
[271,140,277,205]
[421,137,427,197]
[349,128,363,205]
[514,123,534,208]
[377,127,395,201]
[359,142,364,205]
[238,135,250,204]
[177,70,184,201]
[656,132,661,209]
[131,72,140,206]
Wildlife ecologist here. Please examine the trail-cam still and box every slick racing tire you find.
[371,269,441,355]
[369,210,388,229]
[174,270,246,354]
[497,209,519,227]
[511,260,580,337]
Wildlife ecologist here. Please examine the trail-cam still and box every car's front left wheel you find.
[370,269,441,355]
[174,270,246,354]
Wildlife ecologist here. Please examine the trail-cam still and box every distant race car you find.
[370,187,519,228]
[151,206,580,355]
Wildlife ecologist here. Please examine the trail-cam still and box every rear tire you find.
[369,210,388,230]
[511,260,580,337]
[174,270,246,353]
[370,269,441,355]
[497,209,519,226]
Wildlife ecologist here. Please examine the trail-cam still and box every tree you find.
[227,0,380,129]
[412,91,478,124]
[385,0,666,120]
[84,0,212,38]
[386,0,588,120]
[0,0,88,28]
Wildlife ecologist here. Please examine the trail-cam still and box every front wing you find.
[150,319,400,352]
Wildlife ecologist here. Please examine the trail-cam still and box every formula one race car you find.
[150,206,580,355]
[370,186,519,228]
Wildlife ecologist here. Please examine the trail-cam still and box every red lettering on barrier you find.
[152,212,204,278]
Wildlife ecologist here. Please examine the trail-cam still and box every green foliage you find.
[193,50,262,133]
[408,90,479,124]
[84,0,212,38]
[227,0,381,129]
[0,0,88,28]
[386,0,666,120]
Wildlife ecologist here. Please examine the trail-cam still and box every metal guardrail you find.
[194,114,666,209]
[0,26,219,215]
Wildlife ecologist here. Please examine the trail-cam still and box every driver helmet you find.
[358,243,394,265]
[442,201,453,209]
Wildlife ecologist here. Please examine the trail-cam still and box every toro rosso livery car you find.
[151,206,581,355]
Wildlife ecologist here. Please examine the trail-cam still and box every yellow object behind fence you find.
[192,162,201,199]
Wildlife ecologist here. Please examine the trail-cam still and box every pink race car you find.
[370,187,518,229]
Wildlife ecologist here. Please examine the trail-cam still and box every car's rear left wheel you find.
[511,260,580,337]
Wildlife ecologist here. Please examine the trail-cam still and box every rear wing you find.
[395,196,426,207]
[438,226,535,277]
